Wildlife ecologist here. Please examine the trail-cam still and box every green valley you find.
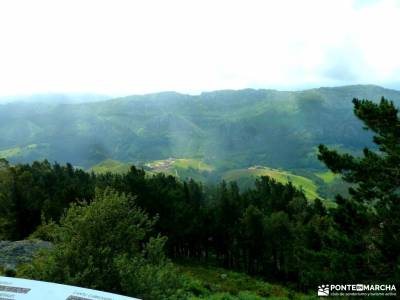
[88,159,326,200]
[0,85,396,202]
[1,88,399,300]
[1,85,399,171]
[2,2,400,298]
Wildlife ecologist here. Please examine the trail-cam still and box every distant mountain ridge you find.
[0,85,399,172]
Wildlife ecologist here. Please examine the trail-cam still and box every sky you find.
[0,0,399,96]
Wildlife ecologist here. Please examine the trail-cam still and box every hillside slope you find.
[223,166,320,200]
[0,85,398,170]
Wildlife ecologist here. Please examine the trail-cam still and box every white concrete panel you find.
[0,277,140,300]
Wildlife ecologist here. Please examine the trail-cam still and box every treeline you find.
[0,97,399,294]
[0,160,93,240]
[0,158,323,286]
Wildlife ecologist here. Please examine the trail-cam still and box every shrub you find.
[17,189,184,299]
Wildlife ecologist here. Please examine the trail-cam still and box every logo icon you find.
[356,284,364,291]
[318,285,330,296]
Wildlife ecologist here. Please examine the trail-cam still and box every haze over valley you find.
[1,1,399,299]
[0,85,397,197]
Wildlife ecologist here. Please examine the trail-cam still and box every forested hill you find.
[1,84,399,169]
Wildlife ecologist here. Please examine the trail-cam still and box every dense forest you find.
[0,97,398,299]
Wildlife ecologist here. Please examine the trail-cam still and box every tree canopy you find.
[318,97,400,283]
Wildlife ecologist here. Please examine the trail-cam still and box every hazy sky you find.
[0,0,399,96]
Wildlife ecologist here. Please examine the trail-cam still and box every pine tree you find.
[318,97,400,282]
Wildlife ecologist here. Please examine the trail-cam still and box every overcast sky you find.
[0,0,399,96]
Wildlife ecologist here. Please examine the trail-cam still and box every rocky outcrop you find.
[0,240,52,270]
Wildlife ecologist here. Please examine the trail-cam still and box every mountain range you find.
[1,85,398,171]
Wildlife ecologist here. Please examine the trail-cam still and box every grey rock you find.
[0,239,53,270]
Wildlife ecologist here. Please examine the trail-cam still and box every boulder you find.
[0,240,52,270]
